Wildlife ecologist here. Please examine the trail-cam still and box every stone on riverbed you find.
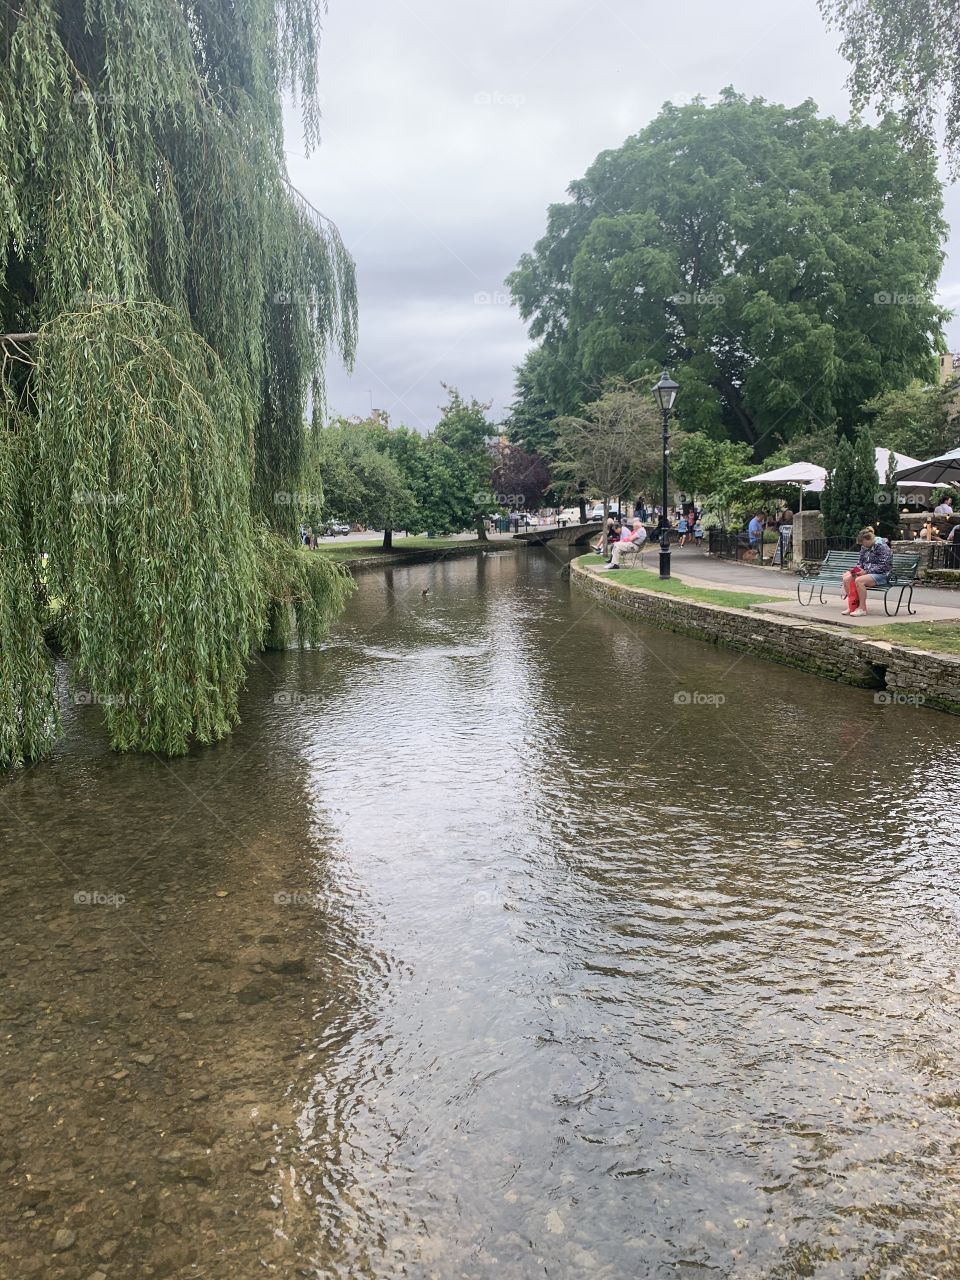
[235,976,281,1005]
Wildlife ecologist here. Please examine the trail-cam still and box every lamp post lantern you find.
[653,371,679,579]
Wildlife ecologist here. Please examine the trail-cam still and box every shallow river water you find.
[2,547,960,1279]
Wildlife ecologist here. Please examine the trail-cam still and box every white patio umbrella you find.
[743,461,827,511]
[875,447,938,491]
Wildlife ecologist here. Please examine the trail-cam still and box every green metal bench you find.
[797,549,921,616]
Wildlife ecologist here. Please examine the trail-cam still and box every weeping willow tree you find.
[0,0,358,764]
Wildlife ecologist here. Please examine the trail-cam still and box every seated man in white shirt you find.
[607,519,647,569]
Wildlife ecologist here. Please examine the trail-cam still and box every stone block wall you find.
[571,559,960,715]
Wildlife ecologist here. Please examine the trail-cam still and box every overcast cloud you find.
[284,0,960,433]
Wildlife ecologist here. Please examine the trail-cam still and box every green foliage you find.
[0,1,357,762]
[506,345,570,460]
[434,386,496,538]
[860,379,960,460]
[509,91,946,449]
[761,425,840,470]
[553,382,661,548]
[849,426,879,531]
[414,436,479,535]
[318,418,418,534]
[314,406,498,542]
[0,417,58,767]
[257,527,353,651]
[32,304,263,755]
[819,0,960,174]
[821,435,856,538]
[671,433,756,526]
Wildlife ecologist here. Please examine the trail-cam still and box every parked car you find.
[588,504,622,522]
[322,521,351,537]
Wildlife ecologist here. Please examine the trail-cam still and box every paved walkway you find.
[631,546,960,628]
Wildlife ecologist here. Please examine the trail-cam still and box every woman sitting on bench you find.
[842,527,893,616]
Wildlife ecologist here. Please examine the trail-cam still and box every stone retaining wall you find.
[571,558,960,715]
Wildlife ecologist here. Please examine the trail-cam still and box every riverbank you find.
[571,555,960,714]
[322,537,523,573]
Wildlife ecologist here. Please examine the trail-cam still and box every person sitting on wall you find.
[934,495,954,517]
[841,527,893,617]
[915,519,942,542]
[593,515,621,555]
[606,519,647,569]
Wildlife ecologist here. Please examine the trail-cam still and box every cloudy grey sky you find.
[285,0,960,433]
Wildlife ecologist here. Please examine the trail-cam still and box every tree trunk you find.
[602,499,609,557]
[476,517,488,542]
[382,528,393,550]
[578,495,587,523]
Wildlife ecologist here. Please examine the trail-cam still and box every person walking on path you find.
[841,528,893,616]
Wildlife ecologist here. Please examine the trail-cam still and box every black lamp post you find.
[653,371,679,579]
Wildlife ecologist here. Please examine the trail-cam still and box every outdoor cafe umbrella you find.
[895,447,960,487]
[743,461,828,511]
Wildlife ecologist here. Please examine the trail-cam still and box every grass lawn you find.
[852,622,960,655]
[578,556,780,609]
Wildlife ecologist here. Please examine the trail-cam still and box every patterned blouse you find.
[859,540,893,577]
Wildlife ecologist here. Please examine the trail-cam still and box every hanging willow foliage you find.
[0,0,358,763]
[0,378,58,766]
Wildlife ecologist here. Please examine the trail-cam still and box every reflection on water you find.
[2,548,960,1278]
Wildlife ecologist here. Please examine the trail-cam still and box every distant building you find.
[939,352,959,384]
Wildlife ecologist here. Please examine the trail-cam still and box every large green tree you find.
[671,433,756,525]
[552,382,661,551]
[433,386,496,541]
[318,418,419,550]
[0,0,357,764]
[509,91,946,452]
[860,380,960,460]
[819,0,960,174]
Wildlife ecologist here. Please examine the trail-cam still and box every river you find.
[2,547,959,1279]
